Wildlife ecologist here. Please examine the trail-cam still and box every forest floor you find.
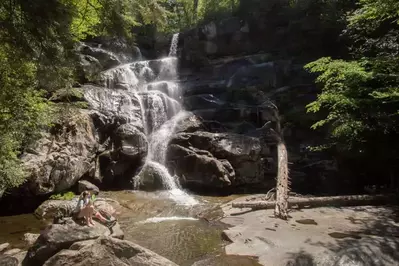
[221,194,399,266]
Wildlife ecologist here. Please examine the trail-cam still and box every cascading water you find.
[168,33,179,57]
[90,33,198,206]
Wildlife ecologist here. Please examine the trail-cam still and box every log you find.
[232,194,396,210]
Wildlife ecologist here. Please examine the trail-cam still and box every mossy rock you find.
[50,88,85,103]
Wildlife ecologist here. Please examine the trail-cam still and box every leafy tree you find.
[305,0,399,189]
[0,45,52,191]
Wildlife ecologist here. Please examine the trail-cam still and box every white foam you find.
[168,189,199,206]
[137,216,198,224]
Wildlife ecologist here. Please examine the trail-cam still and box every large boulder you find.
[23,233,40,247]
[113,123,148,160]
[34,198,119,221]
[0,251,27,266]
[168,131,274,188]
[133,162,168,191]
[167,144,235,189]
[21,110,98,195]
[82,85,145,128]
[78,180,100,194]
[78,43,121,70]
[25,218,123,265]
[43,237,178,266]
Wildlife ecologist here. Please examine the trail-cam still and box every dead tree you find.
[257,105,290,220]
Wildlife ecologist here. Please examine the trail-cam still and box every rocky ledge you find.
[221,195,399,266]
[1,196,178,266]
[0,217,178,266]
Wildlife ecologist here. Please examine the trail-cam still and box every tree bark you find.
[258,110,290,220]
[274,140,289,219]
[232,194,395,210]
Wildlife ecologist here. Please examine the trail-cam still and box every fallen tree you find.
[232,194,397,210]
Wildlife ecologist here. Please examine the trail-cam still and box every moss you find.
[49,191,76,200]
[50,87,85,103]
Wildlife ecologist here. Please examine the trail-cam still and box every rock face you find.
[1,12,338,205]
[25,218,124,265]
[167,131,274,190]
[78,180,99,194]
[21,110,98,196]
[43,237,178,266]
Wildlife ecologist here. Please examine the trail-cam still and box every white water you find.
[168,33,179,57]
[137,216,198,224]
[89,33,198,206]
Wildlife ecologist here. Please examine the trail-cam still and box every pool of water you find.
[0,213,46,249]
[0,190,261,266]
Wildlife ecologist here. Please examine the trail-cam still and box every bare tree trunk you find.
[275,140,289,219]
[257,107,290,220]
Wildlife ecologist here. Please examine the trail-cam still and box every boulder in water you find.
[25,218,123,265]
[42,236,178,266]
[169,131,274,189]
[0,243,10,253]
[167,144,235,189]
[0,251,27,266]
[23,233,40,247]
[133,162,168,191]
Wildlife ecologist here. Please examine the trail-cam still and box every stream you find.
[0,191,261,266]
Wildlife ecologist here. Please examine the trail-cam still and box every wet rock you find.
[20,110,98,195]
[0,250,26,266]
[169,131,273,188]
[113,123,148,160]
[174,113,205,133]
[0,256,19,266]
[25,218,124,265]
[77,54,102,83]
[167,144,235,188]
[82,85,144,129]
[23,233,40,247]
[43,236,178,266]
[78,180,100,194]
[3,249,21,256]
[79,43,121,70]
[0,243,10,253]
[133,162,168,191]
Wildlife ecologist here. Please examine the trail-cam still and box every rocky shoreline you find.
[0,196,178,266]
[220,195,399,266]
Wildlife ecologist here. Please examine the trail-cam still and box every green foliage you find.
[0,45,53,190]
[305,0,399,179]
[164,0,239,32]
[50,191,76,200]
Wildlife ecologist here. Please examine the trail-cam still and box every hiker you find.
[74,190,114,227]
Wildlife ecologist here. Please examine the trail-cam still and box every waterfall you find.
[168,33,179,57]
[88,33,198,206]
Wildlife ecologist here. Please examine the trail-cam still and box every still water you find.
[0,191,260,266]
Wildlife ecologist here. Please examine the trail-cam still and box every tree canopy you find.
[305,0,399,187]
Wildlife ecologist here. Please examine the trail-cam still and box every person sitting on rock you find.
[74,191,114,227]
